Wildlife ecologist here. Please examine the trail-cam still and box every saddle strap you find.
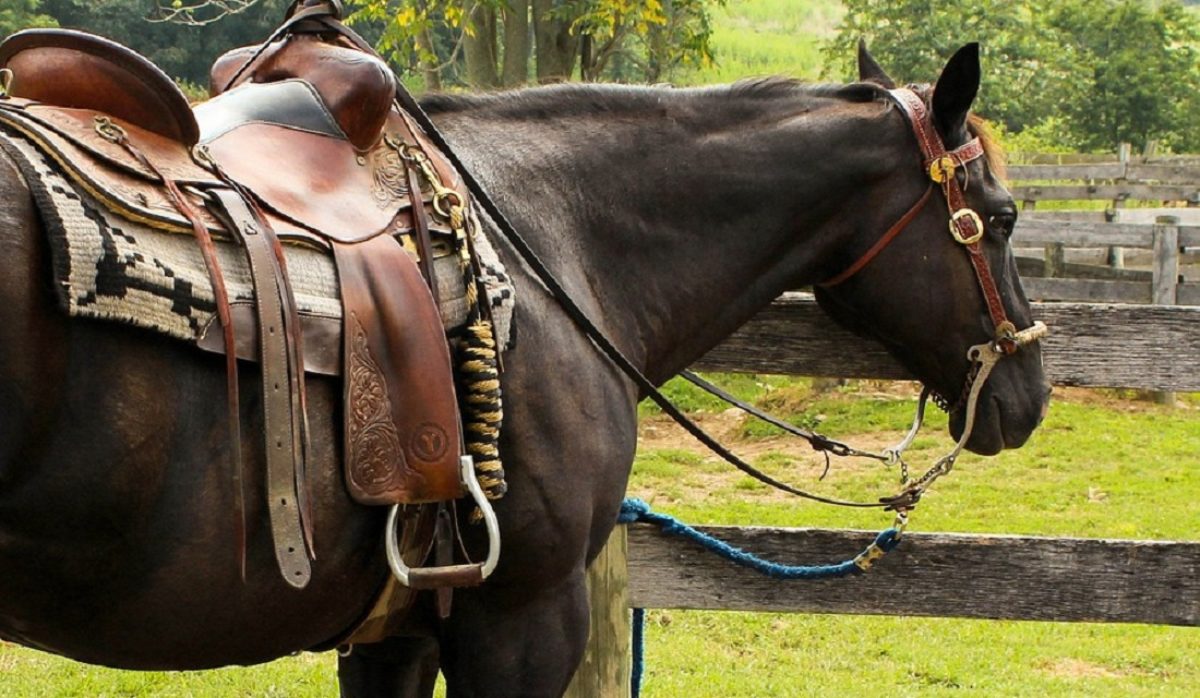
[405,158,440,305]
[210,189,313,588]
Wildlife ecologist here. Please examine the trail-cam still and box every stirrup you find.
[384,456,501,589]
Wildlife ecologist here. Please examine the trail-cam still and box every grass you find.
[625,380,1200,697]
[673,0,844,85]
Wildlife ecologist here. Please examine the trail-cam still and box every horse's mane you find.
[420,78,1005,177]
[968,113,1007,180]
[419,78,890,119]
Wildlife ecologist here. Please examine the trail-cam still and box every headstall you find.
[807,86,1048,507]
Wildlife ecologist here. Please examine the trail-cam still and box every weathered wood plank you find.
[1013,220,1200,248]
[1008,163,1127,180]
[626,525,1200,626]
[1015,256,1151,282]
[697,294,1200,391]
[1152,221,1180,305]
[1008,162,1200,183]
[1022,278,1150,304]
[1011,184,1200,202]
[1178,284,1200,306]
[565,529,631,698]
[1014,153,1125,165]
[1109,207,1200,225]
[1014,220,1154,247]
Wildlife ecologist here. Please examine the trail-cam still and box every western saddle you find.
[0,0,500,594]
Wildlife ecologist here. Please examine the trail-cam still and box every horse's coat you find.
[0,46,1049,697]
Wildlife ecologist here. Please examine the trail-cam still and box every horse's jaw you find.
[948,359,1052,455]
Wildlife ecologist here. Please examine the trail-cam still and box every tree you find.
[1046,0,1200,152]
[38,0,294,85]
[823,0,1076,134]
[824,0,1200,152]
[345,0,722,88]
[0,1,58,35]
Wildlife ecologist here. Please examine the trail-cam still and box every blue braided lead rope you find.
[630,607,645,698]
[617,498,902,696]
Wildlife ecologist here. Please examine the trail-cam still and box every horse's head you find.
[814,43,1050,455]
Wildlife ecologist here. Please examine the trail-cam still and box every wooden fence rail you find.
[1004,146,1198,308]
[564,287,1200,697]
[1010,217,1198,305]
[697,293,1200,392]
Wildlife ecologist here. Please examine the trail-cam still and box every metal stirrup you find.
[385,456,501,588]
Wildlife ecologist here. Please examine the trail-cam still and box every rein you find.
[287,7,1043,515]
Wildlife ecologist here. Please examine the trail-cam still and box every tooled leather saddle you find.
[0,0,500,593]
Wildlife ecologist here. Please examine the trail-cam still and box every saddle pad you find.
[0,129,516,354]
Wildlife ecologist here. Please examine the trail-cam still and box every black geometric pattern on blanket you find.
[0,128,516,351]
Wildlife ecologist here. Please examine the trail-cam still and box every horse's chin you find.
[948,390,1049,456]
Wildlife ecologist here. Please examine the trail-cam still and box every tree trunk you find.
[645,0,671,83]
[532,0,578,83]
[501,0,531,87]
[579,33,595,82]
[464,5,500,88]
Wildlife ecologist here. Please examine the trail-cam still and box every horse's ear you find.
[932,43,980,135]
[857,39,895,88]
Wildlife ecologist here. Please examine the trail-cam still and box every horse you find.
[0,43,1049,696]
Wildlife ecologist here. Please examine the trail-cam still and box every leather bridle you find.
[822,87,1023,355]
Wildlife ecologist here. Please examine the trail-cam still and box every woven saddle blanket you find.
[0,129,515,357]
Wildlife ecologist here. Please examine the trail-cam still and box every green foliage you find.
[1045,0,1200,152]
[33,0,295,85]
[0,0,58,34]
[345,0,724,87]
[825,0,1200,153]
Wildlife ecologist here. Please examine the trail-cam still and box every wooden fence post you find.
[564,525,632,698]
[1043,242,1065,278]
[1151,215,1180,405]
[1108,142,1132,268]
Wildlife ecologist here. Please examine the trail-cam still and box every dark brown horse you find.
[0,45,1049,696]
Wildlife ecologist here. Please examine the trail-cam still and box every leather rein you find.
[288,12,1045,516]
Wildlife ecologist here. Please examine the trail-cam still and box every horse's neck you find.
[430,84,888,382]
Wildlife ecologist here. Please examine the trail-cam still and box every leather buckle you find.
[948,209,984,245]
[928,155,955,184]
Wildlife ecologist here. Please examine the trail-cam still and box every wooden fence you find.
[1005,147,1200,306]
[564,293,1200,697]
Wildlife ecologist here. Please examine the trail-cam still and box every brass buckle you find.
[928,155,955,183]
[949,209,984,245]
[0,69,13,99]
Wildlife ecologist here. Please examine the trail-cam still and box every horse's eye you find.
[988,212,1016,239]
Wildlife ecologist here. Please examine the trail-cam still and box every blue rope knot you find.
[619,498,902,696]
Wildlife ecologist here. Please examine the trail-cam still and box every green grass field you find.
[674,0,844,84]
